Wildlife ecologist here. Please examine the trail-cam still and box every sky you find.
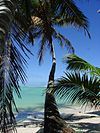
[24,0,100,87]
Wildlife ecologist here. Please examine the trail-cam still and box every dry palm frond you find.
[31,16,42,26]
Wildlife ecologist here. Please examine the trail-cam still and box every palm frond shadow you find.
[86,111,100,115]
[66,115,96,122]
[70,122,100,133]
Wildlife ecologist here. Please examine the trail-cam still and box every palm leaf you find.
[53,0,90,38]
[30,0,90,64]
[0,0,34,132]
[53,72,100,108]
[0,36,28,132]
[38,35,47,64]
[64,54,100,76]
[54,32,74,53]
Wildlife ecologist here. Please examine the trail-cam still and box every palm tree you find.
[30,1,90,132]
[52,54,100,109]
[0,0,34,132]
[0,0,90,132]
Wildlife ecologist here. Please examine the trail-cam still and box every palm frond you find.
[38,35,47,64]
[53,72,100,108]
[0,0,34,132]
[64,54,100,76]
[0,33,29,132]
[53,0,90,38]
[54,32,74,53]
[13,0,36,45]
[30,0,90,65]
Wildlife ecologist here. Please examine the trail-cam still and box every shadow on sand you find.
[86,110,100,116]
[70,122,100,133]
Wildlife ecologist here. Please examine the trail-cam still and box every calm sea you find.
[14,86,70,111]
[14,87,45,111]
[14,87,76,121]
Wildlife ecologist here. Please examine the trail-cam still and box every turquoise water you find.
[14,87,45,110]
[14,86,72,111]
[14,86,73,121]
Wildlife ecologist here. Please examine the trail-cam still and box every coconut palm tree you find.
[52,54,100,109]
[0,0,90,132]
[30,1,90,132]
[0,0,34,132]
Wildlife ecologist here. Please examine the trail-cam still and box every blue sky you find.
[24,1,100,87]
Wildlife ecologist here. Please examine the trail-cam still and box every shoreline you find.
[15,105,100,133]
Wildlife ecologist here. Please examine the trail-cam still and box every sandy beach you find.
[17,127,40,133]
[16,106,100,133]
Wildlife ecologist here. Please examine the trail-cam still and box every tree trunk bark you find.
[43,42,67,133]
[44,43,75,133]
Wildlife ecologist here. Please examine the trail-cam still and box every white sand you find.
[17,127,40,133]
[16,106,100,133]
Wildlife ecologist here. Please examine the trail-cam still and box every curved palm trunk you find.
[44,43,57,133]
[44,44,74,133]
[0,1,16,132]
[44,43,75,133]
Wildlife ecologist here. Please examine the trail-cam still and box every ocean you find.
[14,86,70,111]
[14,87,45,111]
[14,86,74,121]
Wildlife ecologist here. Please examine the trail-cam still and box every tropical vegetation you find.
[52,54,100,108]
[31,1,90,132]
[0,0,90,133]
[0,0,34,132]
